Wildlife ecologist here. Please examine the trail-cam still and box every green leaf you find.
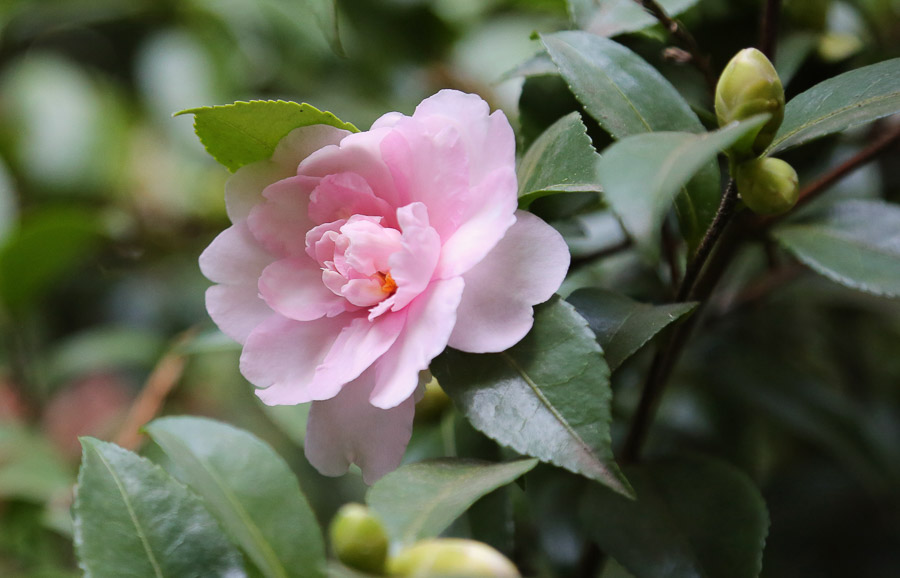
[300,0,343,56]
[74,438,245,577]
[772,199,900,297]
[581,456,769,578]
[0,208,102,312]
[768,57,900,153]
[517,112,602,208]
[258,402,311,446]
[597,116,769,259]
[178,100,358,172]
[145,416,325,578]
[0,425,72,503]
[542,31,703,138]
[366,458,537,548]
[569,0,699,38]
[566,288,697,371]
[431,296,632,497]
[541,31,719,251]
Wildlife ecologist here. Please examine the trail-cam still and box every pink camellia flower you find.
[200,90,570,483]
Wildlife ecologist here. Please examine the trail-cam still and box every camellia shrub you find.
[54,0,900,577]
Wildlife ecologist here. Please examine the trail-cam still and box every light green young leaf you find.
[566,288,696,371]
[597,116,769,259]
[767,57,900,153]
[431,296,632,497]
[145,416,326,578]
[517,112,602,208]
[569,0,699,38]
[178,100,358,172]
[74,438,245,578]
[772,199,900,297]
[581,456,769,578]
[541,30,719,251]
[366,458,538,548]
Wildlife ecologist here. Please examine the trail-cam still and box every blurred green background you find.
[1,0,899,576]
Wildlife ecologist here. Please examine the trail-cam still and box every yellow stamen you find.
[381,272,397,295]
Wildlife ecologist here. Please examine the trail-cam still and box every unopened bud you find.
[329,503,389,574]
[736,157,800,215]
[715,48,785,157]
[387,538,520,577]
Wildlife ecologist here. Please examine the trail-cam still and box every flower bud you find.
[414,376,451,424]
[329,503,389,574]
[715,48,785,157]
[387,538,520,577]
[736,157,800,215]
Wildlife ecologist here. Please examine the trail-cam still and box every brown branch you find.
[114,329,196,450]
[760,0,782,61]
[634,0,717,92]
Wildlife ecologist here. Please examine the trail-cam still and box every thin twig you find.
[633,0,717,92]
[677,179,739,302]
[114,329,196,450]
[760,0,782,61]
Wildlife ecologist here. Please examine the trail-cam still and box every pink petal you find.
[205,284,275,344]
[244,314,351,405]
[258,257,354,321]
[383,202,441,314]
[304,368,416,484]
[378,122,470,239]
[225,124,350,222]
[433,167,518,279]
[448,211,570,353]
[307,312,406,399]
[370,277,465,409]
[199,221,274,285]
[298,127,403,209]
[247,175,319,258]
[307,172,395,226]
[412,90,516,187]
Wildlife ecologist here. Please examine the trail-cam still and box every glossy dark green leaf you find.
[542,31,702,138]
[366,458,537,547]
[541,31,719,250]
[0,425,72,503]
[145,416,325,578]
[178,100,358,172]
[581,456,769,578]
[74,438,245,578]
[0,208,102,312]
[768,57,900,153]
[597,116,768,259]
[517,112,602,208]
[569,0,698,38]
[772,200,900,297]
[432,297,632,497]
[566,288,696,371]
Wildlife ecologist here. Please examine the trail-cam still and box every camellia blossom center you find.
[306,215,405,309]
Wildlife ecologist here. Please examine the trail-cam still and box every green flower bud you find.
[736,157,800,215]
[387,538,521,577]
[329,503,389,574]
[715,48,785,158]
[414,376,451,424]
